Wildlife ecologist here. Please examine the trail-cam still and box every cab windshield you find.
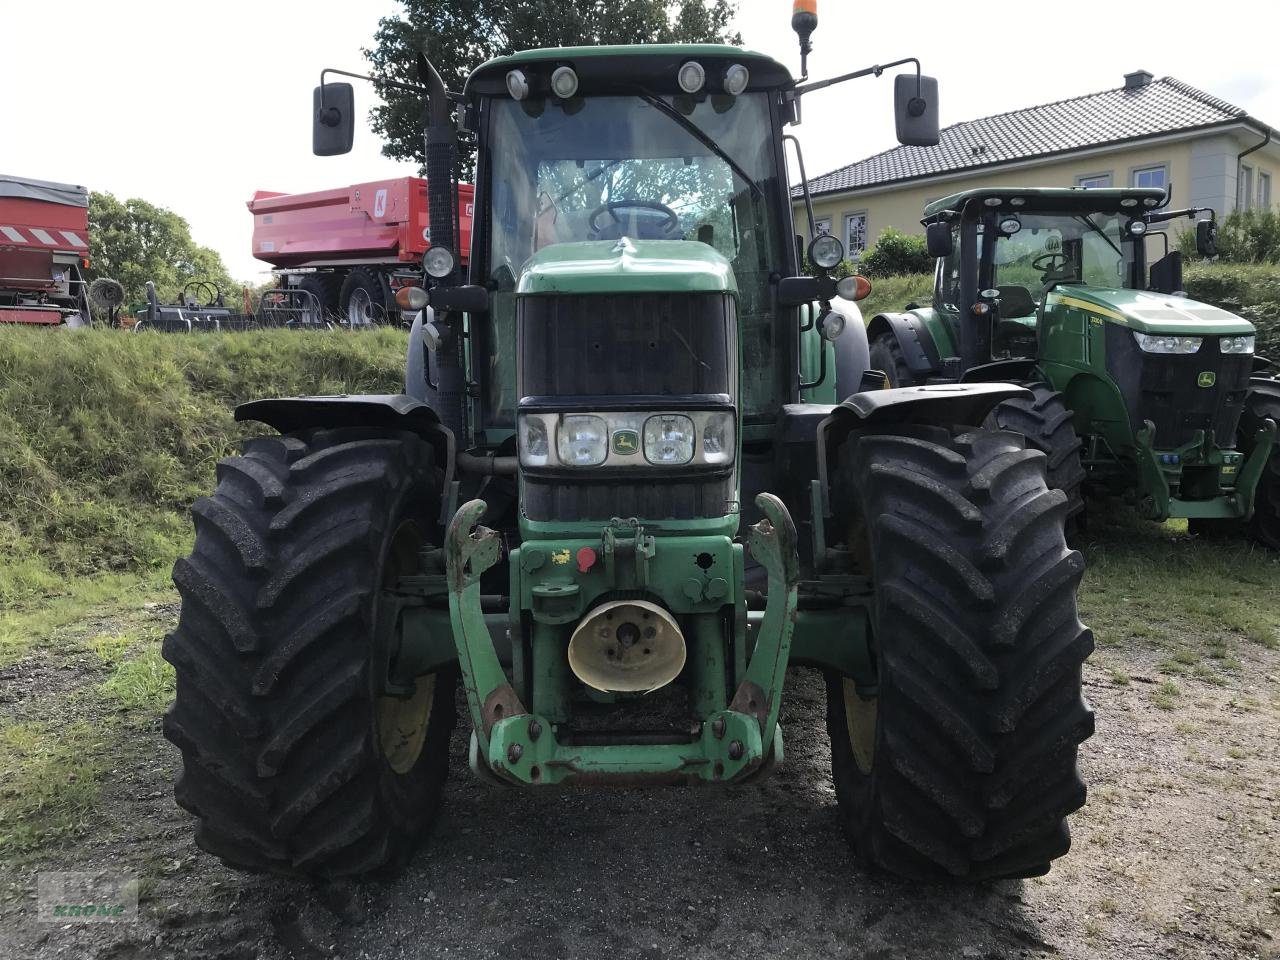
[480,92,787,428]
[986,212,1134,294]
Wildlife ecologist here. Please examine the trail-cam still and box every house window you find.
[1238,165,1253,210]
[1077,173,1112,189]
[813,217,832,238]
[1258,172,1271,210]
[1132,165,1167,190]
[845,212,868,260]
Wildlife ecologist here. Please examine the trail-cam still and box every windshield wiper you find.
[1075,214,1124,259]
[634,90,763,199]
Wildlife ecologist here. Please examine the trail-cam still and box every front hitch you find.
[444,494,801,785]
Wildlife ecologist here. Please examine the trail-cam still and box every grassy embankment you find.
[2,262,1278,858]
[0,327,409,858]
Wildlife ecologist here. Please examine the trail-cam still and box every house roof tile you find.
[800,76,1253,198]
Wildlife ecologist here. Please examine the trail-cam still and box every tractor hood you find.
[1047,286,1255,335]
[516,239,737,297]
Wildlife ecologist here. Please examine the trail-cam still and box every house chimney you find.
[1124,69,1153,90]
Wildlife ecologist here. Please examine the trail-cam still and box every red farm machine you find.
[248,177,474,325]
[0,174,112,325]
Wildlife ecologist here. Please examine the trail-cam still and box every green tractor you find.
[867,187,1280,542]
[162,5,1094,883]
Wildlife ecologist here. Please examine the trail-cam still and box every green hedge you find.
[1184,263,1280,358]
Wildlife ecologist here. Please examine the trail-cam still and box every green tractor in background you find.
[161,3,1095,884]
[867,187,1280,543]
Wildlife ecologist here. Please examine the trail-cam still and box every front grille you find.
[518,292,734,398]
[517,291,738,523]
[1105,326,1253,448]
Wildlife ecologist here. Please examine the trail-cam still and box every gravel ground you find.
[2,649,1277,960]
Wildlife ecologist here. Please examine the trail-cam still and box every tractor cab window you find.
[481,92,787,428]
[982,212,1134,304]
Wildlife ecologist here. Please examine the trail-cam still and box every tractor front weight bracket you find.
[445,495,801,786]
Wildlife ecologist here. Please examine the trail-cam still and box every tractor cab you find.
[919,187,1208,370]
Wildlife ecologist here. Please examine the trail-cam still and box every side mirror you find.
[777,275,820,307]
[1196,219,1218,258]
[313,82,355,156]
[429,284,489,313]
[894,74,940,147]
[925,222,953,258]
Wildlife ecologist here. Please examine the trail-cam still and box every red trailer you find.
[248,177,474,325]
[0,175,93,325]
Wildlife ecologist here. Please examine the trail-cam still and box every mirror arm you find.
[319,67,432,105]
[1144,206,1215,226]
[793,56,921,99]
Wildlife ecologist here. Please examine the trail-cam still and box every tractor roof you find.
[923,186,1168,221]
[465,45,793,97]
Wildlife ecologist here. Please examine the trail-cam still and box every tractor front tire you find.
[868,331,919,388]
[827,425,1094,881]
[163,427,455,878]
[1189,379,1280,548]
[1243,378,1280,549]
[987,383,1086,528]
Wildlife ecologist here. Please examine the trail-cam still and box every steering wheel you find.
[183,280,221,307]
[588,200,680,239]
[1032,253,1070,273]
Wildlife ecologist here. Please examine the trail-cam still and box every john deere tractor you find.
[163,4,1094,883]
[867,187,1280,543]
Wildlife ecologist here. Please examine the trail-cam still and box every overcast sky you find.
[3,0,1277,282]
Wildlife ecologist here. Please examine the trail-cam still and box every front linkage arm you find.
[444,495,800,785]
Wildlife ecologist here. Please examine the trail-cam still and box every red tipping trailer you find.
[248,177,473,325]
[0,174,93,325]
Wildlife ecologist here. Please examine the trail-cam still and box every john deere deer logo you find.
[612,430,640,455]
[1197,371,1216,388]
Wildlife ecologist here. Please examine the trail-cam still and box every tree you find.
[87,193,241,309]
[363,0,739,172]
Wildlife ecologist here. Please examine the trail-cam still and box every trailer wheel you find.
[868,331,919,387]
[163,427,455,877]
[298,274,341,325]
[826,425,1093,881]
[340,268,390,327]
[987,383,1087,528]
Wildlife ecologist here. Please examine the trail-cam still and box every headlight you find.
[701,412,734,465]
[809,234,844,270]
[424,246,454,278]
[557,415,608,466]
[518,416,550,466]
[1133,332,1203,354]
[1220,335,1255,354]
[644,415,695,465]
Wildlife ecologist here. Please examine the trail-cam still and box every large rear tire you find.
[987,383,1087,527]
[163,427,455,877]
[868,331,920,388]
[826,425,1094,880]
